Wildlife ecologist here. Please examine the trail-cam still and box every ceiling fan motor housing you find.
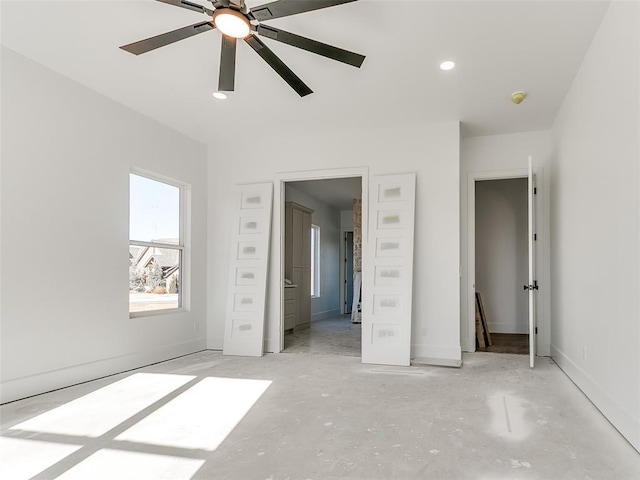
[214,0,249,14]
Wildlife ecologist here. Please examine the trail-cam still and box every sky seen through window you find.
[129,173,180,244]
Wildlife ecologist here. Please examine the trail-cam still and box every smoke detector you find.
[511,91,527,104]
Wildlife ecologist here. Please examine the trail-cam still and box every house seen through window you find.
[129,172,184,314]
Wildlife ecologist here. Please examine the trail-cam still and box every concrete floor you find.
[284,315,361,357]
[1,352,639,479]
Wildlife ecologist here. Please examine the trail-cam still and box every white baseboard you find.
[1,339,206,404]
[311,309,342,321]
[412,343,462,362]
[551,344,640,453]
[412,357,462,368]
[488,322,529,334]
[264,336,279,354]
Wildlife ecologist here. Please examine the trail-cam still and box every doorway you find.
[465,162,547,366]
[279,175,363,357]
[474,178,528,354]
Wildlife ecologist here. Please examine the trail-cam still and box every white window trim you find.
[129,169,188,318]
[311,224,320,298]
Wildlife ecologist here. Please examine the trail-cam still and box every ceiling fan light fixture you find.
[213,8,251,39]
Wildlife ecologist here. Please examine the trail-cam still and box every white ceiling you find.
[288,177,362,210]
[2,1,610,144]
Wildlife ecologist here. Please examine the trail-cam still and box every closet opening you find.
[474,177,529,355]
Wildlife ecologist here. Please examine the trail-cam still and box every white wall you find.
[341,210,354,231]
[0,48,208,403]
[207,121,461,362]
[475,179,528,334]
[550,1,640,452]
[461,131,552,352]
[285,185,341,320]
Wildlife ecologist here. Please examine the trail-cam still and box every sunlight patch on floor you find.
[56,449,204,480]
[11,373,194,437]
[115,377,272,451]
[0,437,82,480]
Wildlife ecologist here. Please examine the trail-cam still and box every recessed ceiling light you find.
[212,92,227,100]
[440,60,456,71]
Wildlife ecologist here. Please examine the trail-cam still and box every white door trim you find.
[274,167,369,353]
[465,168,548,356]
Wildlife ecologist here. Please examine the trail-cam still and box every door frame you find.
[274,167,369,353]
[465,168,549,355]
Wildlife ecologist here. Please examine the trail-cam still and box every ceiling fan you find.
[120,0,366,97]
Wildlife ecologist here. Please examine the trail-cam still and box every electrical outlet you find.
[582,346,587,361]
[194,321,200,333]
[420,327,428,337]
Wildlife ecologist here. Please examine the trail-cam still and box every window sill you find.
[130,308,186,319]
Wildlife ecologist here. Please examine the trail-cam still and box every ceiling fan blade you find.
[156,0,214,16]
[256,25,365,68]
[120,21,214,55]
[218,35,237,91]
[244,35,313,97]
[250,0,357,21]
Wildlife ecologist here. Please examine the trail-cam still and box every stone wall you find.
[351,199,362,323]
[353,198,362,272]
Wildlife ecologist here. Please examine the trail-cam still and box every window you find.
[310,224,320,298]
[129,172,184,314]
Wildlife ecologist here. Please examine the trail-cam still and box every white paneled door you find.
[527,156,537,368]
[223,183,273,357]
[362,174,416,366]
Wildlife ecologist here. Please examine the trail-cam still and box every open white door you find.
[527,156,537,368]
[362,173,416,366]
[223,183,273,357]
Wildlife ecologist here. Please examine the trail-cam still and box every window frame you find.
[310,224,320,298]
[129,169,187,317]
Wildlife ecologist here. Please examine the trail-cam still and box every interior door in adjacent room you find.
[527,156,537,368]
[344,231,354,314]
